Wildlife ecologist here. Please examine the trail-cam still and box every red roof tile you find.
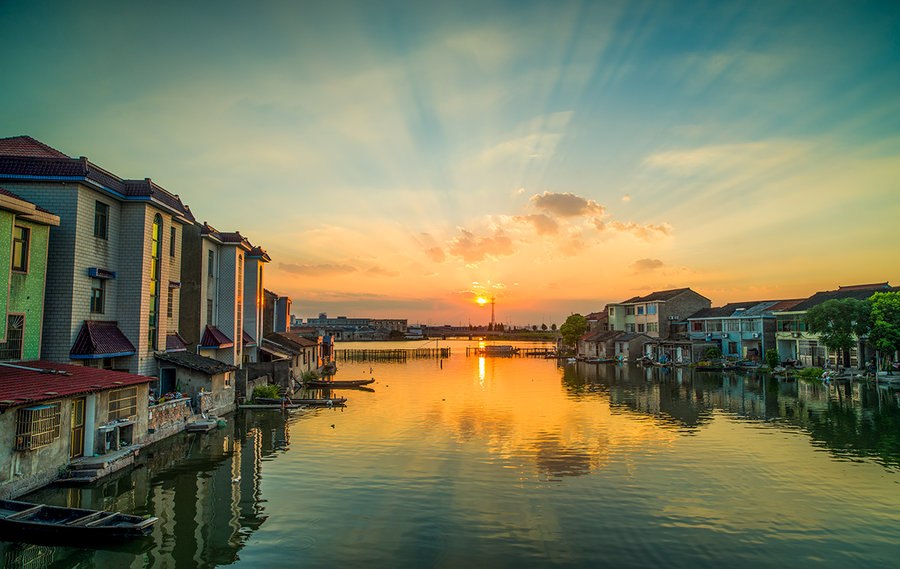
[0,361,152,409]
[0,136,70,158]
[70,321,136,358]
[200,325,234,348]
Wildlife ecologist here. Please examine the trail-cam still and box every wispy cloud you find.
[446,228,515,264]
[630,258,665,272]
[278,262,358,276]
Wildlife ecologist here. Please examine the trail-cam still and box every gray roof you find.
[154,351,238,375]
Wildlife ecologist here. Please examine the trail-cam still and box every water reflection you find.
[1,410,297,568]
[567,361,900,470]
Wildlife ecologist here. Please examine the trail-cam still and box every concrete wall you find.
[179,222,203,348]
[146,397,193,445]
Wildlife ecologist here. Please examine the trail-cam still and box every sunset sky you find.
[2,0,898,325]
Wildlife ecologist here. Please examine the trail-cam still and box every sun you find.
[476,297,488,305]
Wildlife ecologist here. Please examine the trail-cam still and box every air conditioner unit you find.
[721,333,729,338]
[792,332,801,338]
[752,333,760,338]
[667,316,678,320]
[706,333,712,338]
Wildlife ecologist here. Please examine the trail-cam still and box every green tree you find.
[804,298,871,366]
[560,314,588,347]
[551,323,557,331]
[869,291,900,371]
[532,325,538,331]
[765,348,780,369]
[541,323,548,331]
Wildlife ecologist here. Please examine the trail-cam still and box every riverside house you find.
[607,288,711,339]
[0,136,194,376]
[686,300,803,361]
[775,283,897,368]
[0,361,152,498]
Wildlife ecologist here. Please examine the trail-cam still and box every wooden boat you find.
[0,499,157,541]
[255,396,347,406]
[305,379,375,388]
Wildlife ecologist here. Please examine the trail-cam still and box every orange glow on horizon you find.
[476,297,489,305]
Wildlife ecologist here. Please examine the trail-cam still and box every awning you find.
[199,325,234,349]
[70,321,136,359]
[166,332,189,352]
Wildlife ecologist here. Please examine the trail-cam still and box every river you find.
[4,340,900,568]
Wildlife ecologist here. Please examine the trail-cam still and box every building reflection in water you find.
[3,411,292,568]
[566,361,900,470]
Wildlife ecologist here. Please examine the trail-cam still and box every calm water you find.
[5,340,900,568]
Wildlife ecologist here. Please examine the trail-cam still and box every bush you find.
[252,384,280,400]
[704,347,723,361]
[301,370,319,381]
[797,367,825,380]
[765,348,780,369]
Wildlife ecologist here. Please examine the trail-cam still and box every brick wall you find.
[146,397,192,444]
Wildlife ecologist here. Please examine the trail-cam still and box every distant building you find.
[607,288,711,339]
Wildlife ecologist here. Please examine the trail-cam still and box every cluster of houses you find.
[576,284,898,369]
[0,136,332,498]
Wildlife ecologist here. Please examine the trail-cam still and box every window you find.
[637,323,645,332]
[691,321,703,332]
[15,402,61,450]
[647,304,658,315]
[207,299,214,325]
[224,372,232,389]
[169,226,176,257]
[625,306,635,316]
[647,322,659,333]
[637,306,644,315]
[148,214,161,350]
[108,387,137,421]
[90,278,105,313]
[94,201,109,239]
[0,314,25,361]
[207,250,215,278]
[11,225,29,272]
[167,287,174,318]
[625,323,635,333]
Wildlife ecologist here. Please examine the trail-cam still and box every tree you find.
[869,292,900,372]
[559,314,587,347]
[551,323,557,331]
[532,325,538,331]
[765,348,780,369]
[541,323,548,331]
[804,298,871,367]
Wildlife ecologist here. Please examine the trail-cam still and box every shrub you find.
[704,347,723,361]
[301,370,319,381]
[765,348,780,369]
[797,367,825,380]
[252,384,281,400]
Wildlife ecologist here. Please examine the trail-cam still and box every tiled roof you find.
[585,310,608,320]
[70,321,136,358]
[154,351,237,375]
[583,330,619,343]
[270,331,318,347]
[199,325,234,349]
[0,136,70,158]
[838,282,890,291]
[0,187,59,222]
[789,286,900,312]
[688,301,764,320]
[766,299,805,312]
[0,138,192,220]
[615,333,649,342]
[620,288,702,304]
[166,332,189,352]
[259,339,294,359]
[123,178,191,219]
[247,245,271,261]
[200,222,252,250]
[0,361,152,409]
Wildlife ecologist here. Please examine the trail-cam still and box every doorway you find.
[70,397,85,458]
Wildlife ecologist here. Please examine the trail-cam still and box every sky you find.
[1,0,898,326]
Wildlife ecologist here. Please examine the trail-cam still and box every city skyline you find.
[2,0,898,325]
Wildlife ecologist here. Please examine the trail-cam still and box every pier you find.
[465,347,557,357]
[336,348,451,362]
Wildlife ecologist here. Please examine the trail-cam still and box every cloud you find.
[530,192,606,217]
[514,213,559,235]
[621,194,631,202]
[630,258,665,272]
[447,228,515,264]
[424,246,446,263]
[278,262,357,276]
[593,219,672,240]
[366,266,400,277]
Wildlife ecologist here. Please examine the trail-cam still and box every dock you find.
[335,348,451,362]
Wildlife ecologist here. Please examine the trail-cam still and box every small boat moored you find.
[305,379,375,389]
[0,499,157,542]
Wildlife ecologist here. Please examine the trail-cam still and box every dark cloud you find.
[530,192,605,217]
[447,228,515,264]
[278,262,357,276]
[514,213,559,235]
[630,258,665,272]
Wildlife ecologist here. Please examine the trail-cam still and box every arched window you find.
[148,214,162,350]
